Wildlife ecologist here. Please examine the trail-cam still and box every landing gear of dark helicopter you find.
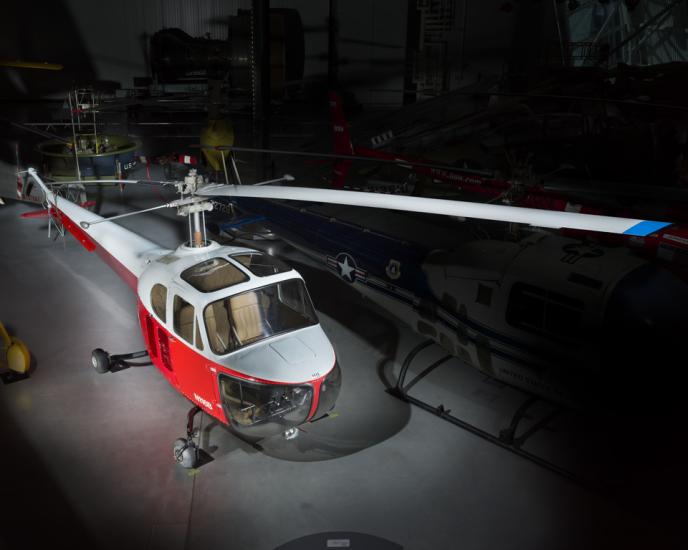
[388,338,575,482]
[90,348,150,373]
[174,405,203,469]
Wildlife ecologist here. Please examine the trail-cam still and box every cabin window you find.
[181,258,248,293]
[173,295,200,347]
[506,283,584,340]
[150,284,167,321]
[232,253,290,277]
[204,279,318,355]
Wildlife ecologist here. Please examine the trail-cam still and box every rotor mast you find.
[179,169,213,248]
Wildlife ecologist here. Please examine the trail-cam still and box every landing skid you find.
[387,339,575,482]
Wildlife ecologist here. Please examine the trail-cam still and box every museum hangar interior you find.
[1,1,688,549]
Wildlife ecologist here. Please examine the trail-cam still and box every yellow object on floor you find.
[0,321,30,374]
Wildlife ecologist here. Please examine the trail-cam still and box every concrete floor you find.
[0,182,684,550]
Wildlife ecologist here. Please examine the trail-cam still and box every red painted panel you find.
[136,302,177,388]
[136,300,227,424]
[50,205,138,290]
[144,316,157,359]
[136,299,332,427]
[157,328,172,371]
[169,330,225,422]
[52,207,96,251]
[307,378,323,420]
[93,245,138,291]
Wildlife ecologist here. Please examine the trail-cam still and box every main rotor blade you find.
[41,178,176,188]
[197,184,671,237]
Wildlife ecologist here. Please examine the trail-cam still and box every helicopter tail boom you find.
[25,168,164,288]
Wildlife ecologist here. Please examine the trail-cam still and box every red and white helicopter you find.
[20,166,671,468]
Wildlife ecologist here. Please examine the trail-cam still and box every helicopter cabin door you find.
[168,291,220,418]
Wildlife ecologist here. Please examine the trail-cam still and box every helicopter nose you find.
[218,374,315,438]
[313,361,342,420]
[601,263,688,408]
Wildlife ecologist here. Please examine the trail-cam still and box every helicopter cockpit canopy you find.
[139,245,337,436]
[204,278,318,354]
[181,257,249,292]
[173,251,318,355]
[180,253,292,292]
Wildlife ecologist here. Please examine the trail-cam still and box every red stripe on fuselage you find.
[94,244,138,290]
[51,206,96,252]
[51,206,138,290]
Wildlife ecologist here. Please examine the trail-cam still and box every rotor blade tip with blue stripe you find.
[623,220,672,237]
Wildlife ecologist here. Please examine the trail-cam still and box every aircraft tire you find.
[91,348,110,374]
[174,438,198,469]
[173,438,187,463]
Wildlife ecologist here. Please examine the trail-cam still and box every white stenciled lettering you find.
[194,393,213,410]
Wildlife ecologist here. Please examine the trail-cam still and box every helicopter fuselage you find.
[136,241,339,437]
[30,175,340,438]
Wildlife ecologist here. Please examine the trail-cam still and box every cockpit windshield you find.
[204,278,318,354]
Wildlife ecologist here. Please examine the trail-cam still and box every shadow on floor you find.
[0,398,98,550]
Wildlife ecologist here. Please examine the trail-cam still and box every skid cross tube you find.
[499,396,539,446]
[499,396,564,450]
